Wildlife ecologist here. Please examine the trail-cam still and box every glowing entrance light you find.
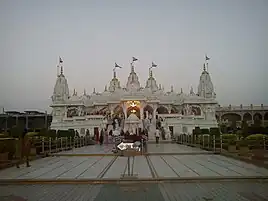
[130,102,136,107]
[127,100,140,108]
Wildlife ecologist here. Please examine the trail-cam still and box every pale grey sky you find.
[0,0,267,112]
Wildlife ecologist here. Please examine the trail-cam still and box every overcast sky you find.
[0,0,267,112]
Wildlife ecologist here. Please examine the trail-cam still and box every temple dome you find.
[127,113,139,121]
[197,65,215,99]
[52,71,69,103]
[126,64,141,91]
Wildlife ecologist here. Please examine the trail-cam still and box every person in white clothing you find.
[155,129,160,144]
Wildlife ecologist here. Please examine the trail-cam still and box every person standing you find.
[16,129,32,168]
[155,129,160,144]
[99,129,104,145]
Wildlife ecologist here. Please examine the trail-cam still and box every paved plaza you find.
[0,144,268,200]
[1,182,268,201]
[0,144,267,181]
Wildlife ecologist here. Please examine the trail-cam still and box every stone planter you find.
[228,145,237,153]
[0,152,9,162]
[239,146,249,156]
[30,147,36,156]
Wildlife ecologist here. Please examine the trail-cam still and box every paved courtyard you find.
[1,182,268,201]
[0,144,267,181]
[0,144,268,200]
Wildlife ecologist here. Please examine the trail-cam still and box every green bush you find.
[221,134,237,140]
[57,130,75,138]
[201,128,210,135]
[0,138,16,159]
[237,140,248,147]
[210,127,220,136]
[246,134,266,140]
[193,127,201,135]
[26,132,39,137]
[10,126,24,138]
[246,134,266,149]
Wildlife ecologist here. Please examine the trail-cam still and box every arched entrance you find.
[221,113,242,122]
[243,113,252,121]
[113,105,124,119]
[170,106,178,114]
[143,105,153,119]
[127,106,140,119]
[157,106,169,114]
[192,106,201,116]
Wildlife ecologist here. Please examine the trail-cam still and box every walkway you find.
[0,143,267,200]
[0,144,267,181]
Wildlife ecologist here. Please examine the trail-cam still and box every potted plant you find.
[228,139,237,153]
[238,140,249,156]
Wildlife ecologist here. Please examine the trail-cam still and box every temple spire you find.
[203,63,206,71]
[190,86,194,95]
[114,62,122,78]
[180,88,183,94]
[57,56,64,76]
[93,88,96,94]
[131,57,138,73]
[149,69,153,77]
[83,89,86,95]
[73,89,76,96]
[171,85,174,92]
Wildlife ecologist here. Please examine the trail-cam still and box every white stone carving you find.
[50,58,219,138]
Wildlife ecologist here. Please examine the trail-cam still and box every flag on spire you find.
[152,62,157,68]
[59,57,63,63]
[205,55,210,61]
[115,62,122,68]
[132,57,138,62]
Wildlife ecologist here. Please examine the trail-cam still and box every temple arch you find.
[221,113,242,122]
[243,113,252,121]
[113,105,124,118]
[143,105,153,119]
[191,106,201,116]
[264,112,268,120]
[253,113,262,120]
[170,106,178,114]
[157,105,169,114]
[127,106,140,119]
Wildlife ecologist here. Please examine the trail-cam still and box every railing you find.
[32,136,94,156]
[176,134,267,153]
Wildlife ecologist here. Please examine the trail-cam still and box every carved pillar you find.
[153,104,157,119]
[140,107,144,120]
[123,104,127,119]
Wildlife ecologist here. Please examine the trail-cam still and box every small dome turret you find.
[51,66,69,103]
[197,63,215,99]
[145,68,158,91]
[126,58,141,91]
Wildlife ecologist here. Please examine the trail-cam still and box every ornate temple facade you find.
[50,59,218,139]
